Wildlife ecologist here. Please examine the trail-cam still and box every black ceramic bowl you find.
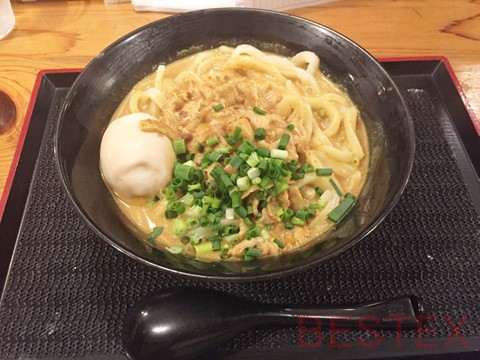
[55,8,414,281]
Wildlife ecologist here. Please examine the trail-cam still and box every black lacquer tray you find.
[0,59,479,360]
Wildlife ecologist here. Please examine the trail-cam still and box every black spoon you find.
[122,287,423,360]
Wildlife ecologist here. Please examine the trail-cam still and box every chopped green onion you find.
[221,174,234,189]
[278,134,290,150]
[197,143,205,153]
[284,221,294,229]
[171,177,187,189]
[207,213,219,224]
[166,245,183,254]
[270,149,288,159]
[211,240,222,251]
[173,139,187,154]
[194,241,213,255]
[188,183,202,191]
[257,160,268,172]
[239,163,250,176]
[246,152,260,167]
[295,208,309,220]
[286,124,295,131]
[237,176,250,191]
[244,217,254,228]
[230,189,241,208]
[235,206,248,218]
[223,234,240,244]
[327,193,357,223]
[210,164,226,180]
[291,172,304,180]
[238,140,257,155]
[329,178,343,197]
[225,207,235,220]
[254,128,267,140]
[257,146,270,157]
[186,217,200,229]
[202,195,214,205]
[172,218,187,235]
[282,208,294,219]
[174,202,186,214]
[226,127,242,146]
[252,177,261,185]
[220,247,231,259]
[244,247,261,257]
[259,177,271,189]
[209,151,223,162]
[274,238,285,249]
[215,147,230,154]
[253,106,266,115]
[206,136,220,146]
[267,167,281,179]
[174,163,194,180]
[165,210,178,219]
[309,202,320,209]
[315,186,323,196]
[292,217,306,226]
[147,227,164,244]
[315,168,333,176]
[261,229,270,239]
[146,195,160,208]
[213,103,224,112]
[211,197,222,209]
[246,225,261,239]
[247,167,261,180]
[317,107,326,117]
[165,186,176,201]
[229,154,244,170]
[273,181,289,195]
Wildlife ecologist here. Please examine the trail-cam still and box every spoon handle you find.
[265,295,423,329]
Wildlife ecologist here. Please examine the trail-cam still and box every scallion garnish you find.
[257,146,270,157]
[147,227,164,244]
[166,245,183,254]
[146,195,160,208]
[172,218,187,235]
[174,163,194,181]
[329,178,343,197]
[194,241,213,255]
[327,193,357,223]
[253,106,266,115]
[278,134,290,150]
[315,168,333,176]
[206,136,220,146]
[244,247,261,257]
[270,149,288,159]
[158,125,357,261]
[254,128,267,141]
[274,238,285,249]
[173,139,187,154]
[213,103,224,112]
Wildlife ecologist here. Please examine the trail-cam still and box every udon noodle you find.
[102,45,369,261]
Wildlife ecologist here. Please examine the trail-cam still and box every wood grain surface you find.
[0,0,479,203]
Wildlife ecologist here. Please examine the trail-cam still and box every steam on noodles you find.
[100,45,369,261]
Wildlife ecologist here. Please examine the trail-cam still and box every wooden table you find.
[1,0,479,204]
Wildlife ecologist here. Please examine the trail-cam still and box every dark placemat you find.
[0,63,479,359]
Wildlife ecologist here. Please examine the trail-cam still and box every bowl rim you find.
[54,7,415,282]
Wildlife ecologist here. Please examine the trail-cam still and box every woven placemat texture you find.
[0,88,478,358]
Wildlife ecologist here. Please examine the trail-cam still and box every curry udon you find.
[99,45,369,261]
